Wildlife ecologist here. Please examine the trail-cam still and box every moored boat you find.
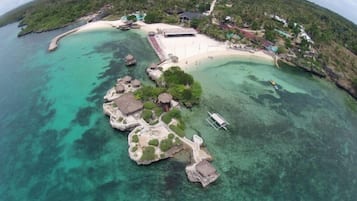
[269,80,279,90]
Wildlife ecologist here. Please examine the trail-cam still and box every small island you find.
[103,67,219,187]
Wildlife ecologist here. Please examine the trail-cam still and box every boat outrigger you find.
[269,80,279,90]
[206,112,229,130]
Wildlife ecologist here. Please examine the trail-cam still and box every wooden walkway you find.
[147,35,166,61]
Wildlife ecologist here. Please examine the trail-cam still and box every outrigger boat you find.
[269,80,279,90]
[206,112,229,130]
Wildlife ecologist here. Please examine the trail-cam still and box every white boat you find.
[269,80,279,90]
[206,112,229,130]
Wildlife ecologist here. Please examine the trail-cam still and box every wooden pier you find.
[147,34,166,61]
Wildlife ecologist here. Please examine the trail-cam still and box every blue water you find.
[0,23,356,201]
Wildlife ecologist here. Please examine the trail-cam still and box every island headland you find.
[103,67,219,187]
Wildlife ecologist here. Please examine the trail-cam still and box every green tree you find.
[132,135,139,143]
[159,138,173,152]
[141,146,156,161]
[353,79,357,91]
[265,30,277,42]
[285,38,292,48]
[142,109,153,123]
[190,18,200,29]
[277,46,287,54]
[251,21,260,30]
[145,10,163,24]
[148,139,159,146]
[127,15,137,22]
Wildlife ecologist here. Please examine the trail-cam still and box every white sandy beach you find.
[75,20,124,33]
[135,21,274,70]
[53,20,274,69]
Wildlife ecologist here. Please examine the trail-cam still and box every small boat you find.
[118,25,130,31]
[130,23,141,29]
[206,112,229,130]
[269,80,279,90]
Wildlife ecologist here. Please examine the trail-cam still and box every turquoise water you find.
[0,23,356,201]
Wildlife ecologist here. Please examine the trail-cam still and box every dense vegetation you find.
[142,101,163,124]
[135,67,202,106]
[162,67,202,107]
[134,86,166,102]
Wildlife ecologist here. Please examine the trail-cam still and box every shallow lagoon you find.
[0,23,356,201]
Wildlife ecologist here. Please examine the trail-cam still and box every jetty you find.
[147,32,166,61]
[206,112,229,130]
[48,28,79,52]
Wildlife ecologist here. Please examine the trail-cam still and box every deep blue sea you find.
[0,23,356,201]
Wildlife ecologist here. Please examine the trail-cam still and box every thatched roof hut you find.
[115,84,125,93]
[114,93,143,116]
[132,79,141,88]
[171,55,179,63]
[125,54,134,61]
[149,63,158,70]
[125,54,136,66]
[122,75,132,83]
[158,93,173,104]
[196,160,217,177]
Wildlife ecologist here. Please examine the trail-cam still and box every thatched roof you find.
[149,63,158,69]
[122,75,132,83]
[125,54,135,61]
[115,84,125,93]
[158,93,173,103]
[171,55,179,63]
[196,160,217,177]
[114,93,143,116]
[132,79,141,88]
[179,12,203,20]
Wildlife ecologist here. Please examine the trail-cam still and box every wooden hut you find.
[125,54,136,66]
[122,75,132,84]
[132,79,141,88]
[149,63,158,70]
[196,160,218,178]
[158,93,173,112]
[115,84,125,93]
[171,55,179,63]
[114,93,143,116]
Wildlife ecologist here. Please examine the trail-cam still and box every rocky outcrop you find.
[287,60,357,100]
[295,62,326,78]
[335,79,357,99]
[185,160,219,187]
[322,65,357,99]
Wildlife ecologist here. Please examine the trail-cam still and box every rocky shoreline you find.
[280,59,357,99]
